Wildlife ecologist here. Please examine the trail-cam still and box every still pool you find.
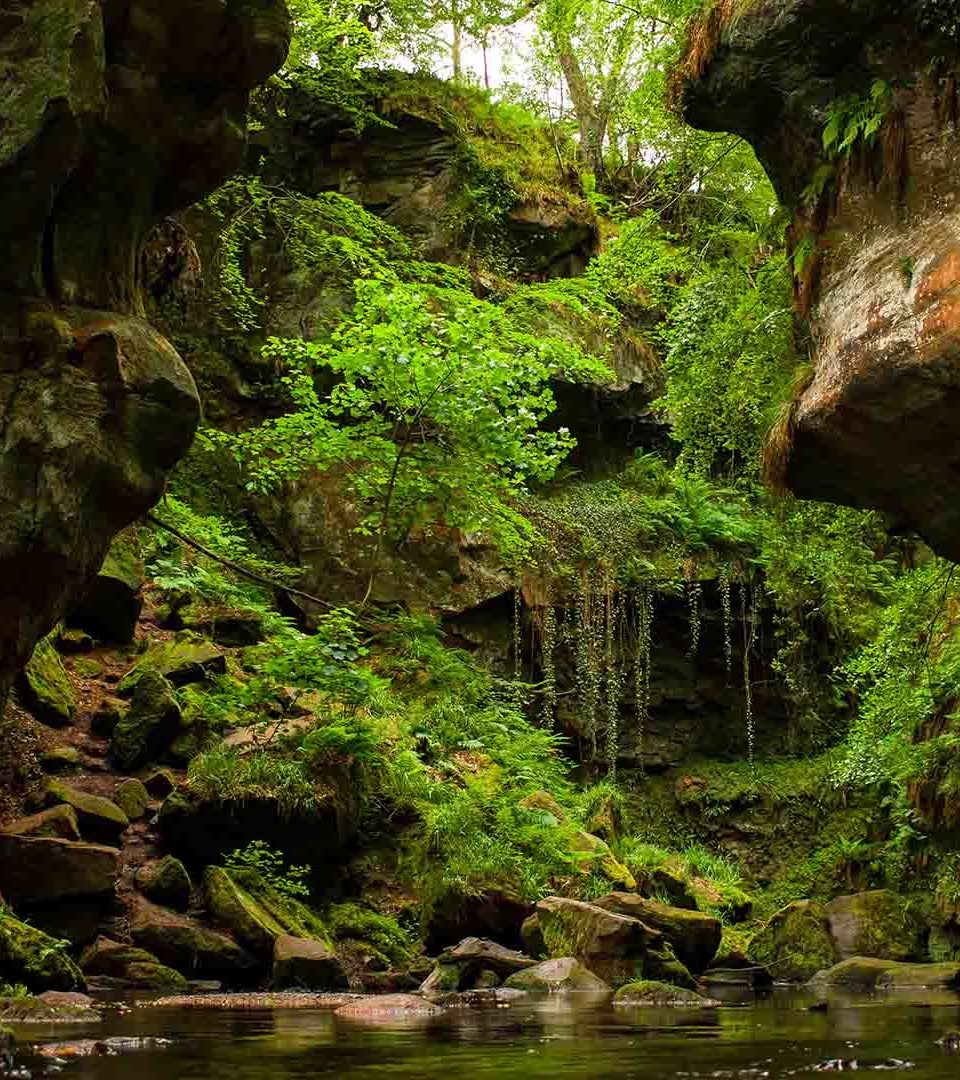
[10,990,960,1080]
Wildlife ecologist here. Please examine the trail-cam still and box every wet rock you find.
[439,937,535,975]
[825,891,924,962]
[113,779,150,821]
[613,980,719,1007]
[535,896,695,989]
[810,957,960,991]
[703,952,773,990]
[503,957,610,993]
[118,636,225,694]
[419,962,467,994]
[808,957,903,992]
[136,856,192,911]
[36,780,128,844]
[592,892,721,975]
[110,670,183,770]
[520,914,546,959]
[2,804,81,841]
[14,638,77,728]
[143,768,179,799]
[67,533,145,644]
[0,835,120,906]
[335,993,446,1022]
[748,900,836,983]
[0,908,85,992]
[128,896,256,980]
[273,934,348,990]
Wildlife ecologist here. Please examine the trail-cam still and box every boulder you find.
[592,892,721,974]
[128,897,256,979]
[420,937,535,993]
[143,768,179,798]
[14,638,77,728]
[113,779,150,820]
[110,671,183,770]
[185,612,265,647]
[810,957,960,991]
[613,980,719,1007]
[825,891,924,962]
[503,957,610,993]
[2,805,81,841]
[273,934,348,990]
[535,896,695,988]
[135,856,192,911]
[748,900,836,983]
[90,698,126,738]
[585,794,622,841]
[37,780,128,844]
[520,914,546,959]
[203,865,289,956]
[0,835,120,907]
[519,790,567,822]
[118,636,225,694]
[79,936,188,992]
[57,629,94,656]
[569,831,636,889]
[39,746,82,773]
[0,908,85,992]
[636,866,699,911]
[808,957,902,991]
[335,994,446,1022]
[124,962,190,992]
[422,885,532,953]
[67,533,145,644]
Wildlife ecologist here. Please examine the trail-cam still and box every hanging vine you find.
[513,583,523,680]
[604,577,625,779]
[540,600,557,729]
[687,578,703,660]
[741,577,757,765]
[633,586,655,772]
[720,561,734,675]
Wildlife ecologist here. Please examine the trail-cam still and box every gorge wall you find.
[676,0,960,559]
[0,0,291,710]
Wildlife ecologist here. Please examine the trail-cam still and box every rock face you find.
[592,892,721,975]
[0,0,291,713]
[0,834,120,908]
[825,890,924,962]
[748,899,837,982]
[677,1,960,559]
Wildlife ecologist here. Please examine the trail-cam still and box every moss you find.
[118,635,224,694]
[748,900,836,982]
[326,903,416,969]
[826,891,924,962]
[136,856,192,910]
[114,778,150,819]
[0,908,84,992]
[203,865,288,954]
[227,867,333,946]
[71,657,102,679]
[41,780,128,836]
[569,831,636,889]
[124,962,189,991]
[110,670,182,770]
[16,637,77,727]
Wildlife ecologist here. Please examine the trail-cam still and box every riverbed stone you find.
[136,856,192,911]
[613,980,719,1007]
[0,835,120,906]
[592,892,721,974]
[273,934,348,990]
[503,957,610,992]
[825,891,924,962]
[15,638,77,728]
[37,780,128,844]
[2,804,80,841]
[128,896,255,979]
[748,900,837,982]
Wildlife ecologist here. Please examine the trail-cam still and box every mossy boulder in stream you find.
[503,957,609,992]
[825,891,925,962]
[14,638,77,728]
[79,936,188,991]
[0,908,85,992]
[592,892,721,974]
[110,671,182,770]
[128,896,255,979]
[748,900,837,982]
[613,980,718,1007]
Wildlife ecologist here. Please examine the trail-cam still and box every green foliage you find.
[821,80,893,159]
[325,903,418,968]
[217,278,610,564]
[224,840,311,900]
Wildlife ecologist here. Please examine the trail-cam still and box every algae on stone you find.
[0,908,84,993]
[15,637,77,728]
[748,900,836,982]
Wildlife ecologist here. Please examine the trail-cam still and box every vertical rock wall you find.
[0,0,291,709]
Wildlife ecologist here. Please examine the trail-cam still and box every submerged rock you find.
[613,980,720,1007]
[503,957,610,993]
[748,900,836,982]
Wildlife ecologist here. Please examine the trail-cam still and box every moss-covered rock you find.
[15,637,77,728]
[91,698,126,738]
[613,980,719,1007]
[593,892,721,974]
[521,914,546,959]
[0,908,85,992]
[110,670,182,770]
[143,768,179,798]
[128,896,256,979]
[67,530,145,644]
[79,936,190,991]
[748,900,837,982]
[585,794,622,841]
[569,831,636,889]
[39,746,82,773]
[118,635,225,694]
[536,896,694,988]
[125,962,190,991]
[38,780,128,844]
[2,804,80,841]
[57,628,94,655]
[825,891,925,962]
[136,856,192,911]
[113,778,150,820]
[503,957,610,992]
[519,790,567,822]
[808,957,900,991]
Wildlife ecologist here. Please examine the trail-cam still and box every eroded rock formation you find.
[677,0,960,558]
[0,0,291,708]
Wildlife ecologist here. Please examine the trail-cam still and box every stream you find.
[9,989,960,1080]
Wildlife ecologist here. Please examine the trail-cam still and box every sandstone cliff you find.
[0,0,291,709]
[676,0,960,559]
